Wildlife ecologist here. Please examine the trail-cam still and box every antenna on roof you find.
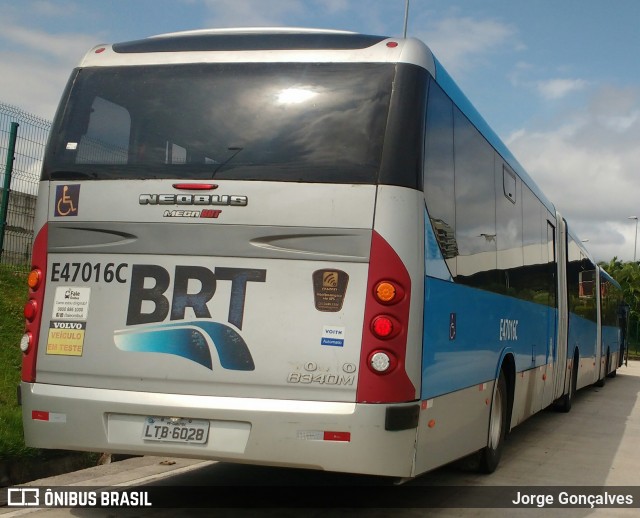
[403,0,410,38]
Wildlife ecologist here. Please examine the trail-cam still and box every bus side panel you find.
[418,276,558,467]
[511,365,549,427]
[422,277,554,400]
[601,323,620,372]
[569,315,599,390]
[414,380,494,475]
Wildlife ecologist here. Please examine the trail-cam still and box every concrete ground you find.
[1,360,639,516]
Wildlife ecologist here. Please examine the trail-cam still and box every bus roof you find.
[151,27,359,37]
[79,28,435,73]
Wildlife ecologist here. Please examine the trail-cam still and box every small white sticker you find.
[52,287,91,320]
[321,326,345,347]
[66,142,78,150]
[297,430,323,441]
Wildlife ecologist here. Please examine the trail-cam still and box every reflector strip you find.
[297,430,351,442]
[421,399,433,410]
[31,411,66,422]
[323,431,351,442]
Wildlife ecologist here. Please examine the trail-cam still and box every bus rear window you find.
[44,63,395,183]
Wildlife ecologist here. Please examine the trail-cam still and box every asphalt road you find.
[2,361,640,517]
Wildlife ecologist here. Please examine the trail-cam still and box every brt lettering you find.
[126,265,266,329]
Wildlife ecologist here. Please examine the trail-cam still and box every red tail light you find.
[372,315,394,338]
[357,231,415,403]
[22,224,48,382]
[23,300,38,322]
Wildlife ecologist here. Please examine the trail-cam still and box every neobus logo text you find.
[126,265,266,329]
[139,194,248,206]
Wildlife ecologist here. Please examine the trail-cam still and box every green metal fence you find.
[0,103,51,272]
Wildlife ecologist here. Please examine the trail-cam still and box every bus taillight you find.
[371,314,400,339]
[374,280,405,304]
[368,350,398,373]
[23,299,38,322]
[22,224,48,383]
[27,269,42,289]
[357,231,415,403]
[19,332,33,353]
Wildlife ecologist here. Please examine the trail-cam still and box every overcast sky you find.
[1,0,639,262]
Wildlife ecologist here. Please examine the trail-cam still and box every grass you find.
[0,265,31,460]
[0,266,61,462]
[0,265,98,465]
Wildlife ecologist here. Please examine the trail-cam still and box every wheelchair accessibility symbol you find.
[54,184,80,217]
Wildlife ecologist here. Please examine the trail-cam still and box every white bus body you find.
[20,28,626,478]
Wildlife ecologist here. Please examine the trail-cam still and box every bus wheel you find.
[595,352,609,387]
[555,367,574,412]
[479,371,507,474]
[555,355,578,413]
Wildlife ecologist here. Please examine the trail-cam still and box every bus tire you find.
[478,371,507,474]
[595,351,609,387]
[555,361,576,413]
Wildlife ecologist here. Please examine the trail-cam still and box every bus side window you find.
[453,106,497,289]
[424,78,456,276]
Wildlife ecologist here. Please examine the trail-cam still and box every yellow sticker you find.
[46,321,86,356]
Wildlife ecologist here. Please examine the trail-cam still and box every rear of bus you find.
[20,30,429,477]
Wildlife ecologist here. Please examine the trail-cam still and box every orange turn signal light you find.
[27,269,41,290]
[375,281,397,303]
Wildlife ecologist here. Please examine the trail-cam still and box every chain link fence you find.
[0,103,51,272]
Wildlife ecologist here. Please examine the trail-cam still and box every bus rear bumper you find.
[21,382,418,478]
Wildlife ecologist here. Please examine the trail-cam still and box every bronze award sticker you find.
[312,269,349,312]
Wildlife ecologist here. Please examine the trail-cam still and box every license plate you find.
[142,416,209,444]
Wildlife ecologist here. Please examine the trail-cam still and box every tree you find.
[600,257,640,344]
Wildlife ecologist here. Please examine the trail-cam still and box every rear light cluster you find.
[22,224,48,382]
[368,282,403,373]
[357,231,415,403]
[21,273,39,352]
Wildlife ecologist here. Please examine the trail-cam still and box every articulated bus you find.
[20,29,627,478]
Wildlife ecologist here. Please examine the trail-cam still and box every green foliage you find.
[0,266,32,459]
[600,258,640,315]
[600,257,640,352]
[0,267,101,468]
